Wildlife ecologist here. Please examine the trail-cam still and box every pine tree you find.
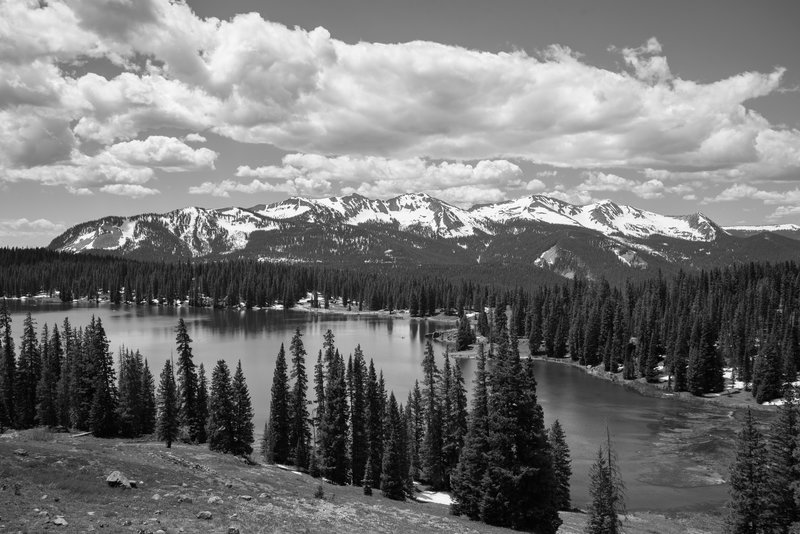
[231,360,254,456]
[366,359,384,489]
[0,302,15,429]
[420,340,445,489]
[265,344,290,464]
[349,346,368,485]
[480,335,561,533]
[89,318,118,437]
[208,359,235,453]
[321,350,349,484]
[289,328,311,469]
[141,359,157,434]
[451,343,490,519]
[726,409,774,533]
[174,318,200,442]
[313,349,325,467]
[443,355,468,488]
[766,388,799,530]
[752,336,783,404]
[15,313,40,428]
[195,363,208,443]
[549,420,572,512]
[408,380,424,481]
[363,453,374,496]
[55,318,73,429]
[156,359,179,448]
[117,348,144,437]
[586,431,625,534]
[36,324,58,427]
[380,392,406,500]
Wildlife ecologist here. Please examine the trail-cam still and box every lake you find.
[4,300,731,511]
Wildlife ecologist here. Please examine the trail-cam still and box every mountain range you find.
[48,193,800,282]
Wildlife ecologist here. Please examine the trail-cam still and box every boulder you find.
[197,511,213,520]
[106,471,135,489]
[238,495,252,501]
[207,496,223,504]
[52,516,68,526]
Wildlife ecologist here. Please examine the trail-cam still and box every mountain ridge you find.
[48,193,800,281]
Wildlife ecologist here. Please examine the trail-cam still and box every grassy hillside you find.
[0,429,724,533]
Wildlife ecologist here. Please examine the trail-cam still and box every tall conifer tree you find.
[231,360,254,456]
[208,359,235,453]
[264,344,290,464]
[174,318,200,442]
[156,359,179,448]
[289,328,311,469]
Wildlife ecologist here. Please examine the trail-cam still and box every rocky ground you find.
[0,429,725,533]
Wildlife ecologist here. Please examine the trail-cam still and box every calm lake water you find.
[5,300,731,511]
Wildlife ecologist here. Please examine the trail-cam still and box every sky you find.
[1,0,799,246]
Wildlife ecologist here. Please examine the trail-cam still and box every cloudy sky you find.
[1,0,799,246]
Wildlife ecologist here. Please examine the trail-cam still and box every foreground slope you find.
[0,431,723,533]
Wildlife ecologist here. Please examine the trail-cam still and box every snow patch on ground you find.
[416,490,452,505]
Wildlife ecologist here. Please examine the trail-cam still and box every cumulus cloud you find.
[184,133,207,143]
[707,183,800,205]
[3,136,210,196]
[578,171,693,199]
[104,136,217,171]
[0,218,65,238]
[100,184,160,197]
[1,0,799,203]
[193,154,524,203]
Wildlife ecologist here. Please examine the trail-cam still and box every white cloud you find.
[0,217,65,238]
[525,179,547,192]
[577,171,692,199]
[1,0,799,200]
[99,184,160,197]
[184,133,207,143]
[767,205,800,222]
[200,154,524,201]
[0,0,800,177]
[104,136,217,171]
[707,183,800,205]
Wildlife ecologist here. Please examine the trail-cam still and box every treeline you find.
[263,326,573,533]
[4,247,799,402]
[0,248,500,315]
[473,262,800,402]
[0,308,255,458]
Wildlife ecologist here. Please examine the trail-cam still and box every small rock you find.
[258,492,271,499]
[224,481,233,488]
[106,471,134,489]
[238,495,252,501]
[53,516,68,526]
[13,448,27,456]
[207,496,223,504]
[155,530,166,534]
[121,519,132,526]
[87,511,95,516]
[38,510,49,517]
[41,494,48,500]
[229,513,238,520]
[151,494,161,501]
[181,482,187,487]
[196,511,213,520]
[228,528,241,534]
[177,494,192,503]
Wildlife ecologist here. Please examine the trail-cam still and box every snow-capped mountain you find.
[472,196,721,241]
[48,193,800,281]
[251,193,489,238]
